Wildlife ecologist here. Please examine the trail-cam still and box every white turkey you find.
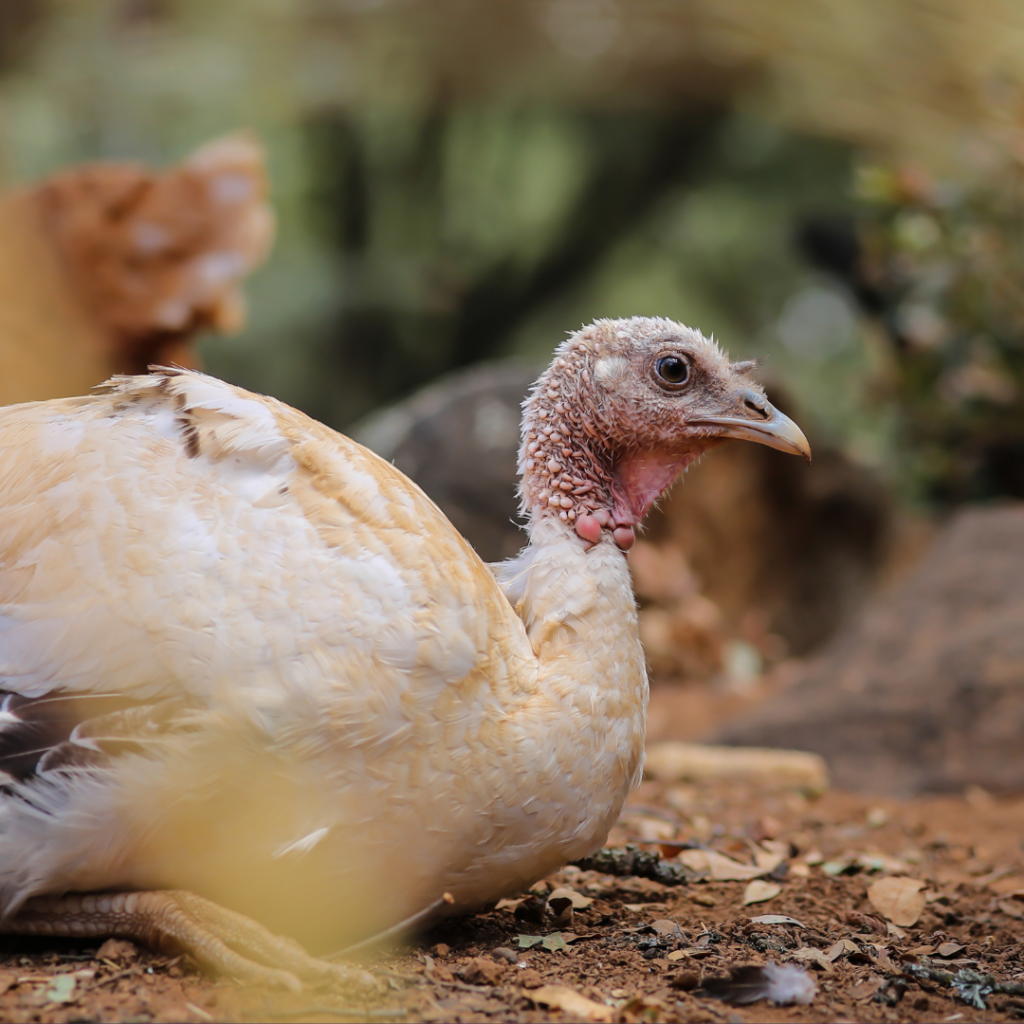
[0,316,808,987]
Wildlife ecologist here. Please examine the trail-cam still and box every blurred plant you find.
[301,107,728,427]
[803,149,1024,503]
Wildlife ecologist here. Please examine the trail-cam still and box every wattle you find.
[612,450,696,523]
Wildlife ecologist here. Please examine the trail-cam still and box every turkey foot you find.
[0,890,375,992]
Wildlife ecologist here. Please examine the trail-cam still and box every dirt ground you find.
[2,770,1023,1024]
[716,504,1024,796]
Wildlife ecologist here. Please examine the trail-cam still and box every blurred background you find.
[2,0,1024,795]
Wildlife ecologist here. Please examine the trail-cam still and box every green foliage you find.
[853,160,1024,501]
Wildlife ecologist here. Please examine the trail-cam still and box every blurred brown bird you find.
[0,133,273,405]
[0,317,808,988]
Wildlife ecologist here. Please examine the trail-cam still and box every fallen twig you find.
[903,962,1024,1010]
[93,965,145,987]
[375,964,492,996]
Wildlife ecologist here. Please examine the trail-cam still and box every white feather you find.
[764,962,818,1005]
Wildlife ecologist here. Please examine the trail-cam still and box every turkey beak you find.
[692,388,812,462]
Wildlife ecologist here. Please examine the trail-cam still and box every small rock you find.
[517,968,544,989]
[96,938,139,962]
[429,962,454,983]
[431,943,450,958]
[492,947,519,964]
[458,957,505,986]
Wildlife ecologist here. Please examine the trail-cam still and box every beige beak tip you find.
[695,409,812,462]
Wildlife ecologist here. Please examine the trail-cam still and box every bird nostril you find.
[744,397,770,419]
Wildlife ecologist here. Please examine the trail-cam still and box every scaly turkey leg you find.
[0,890,375,992]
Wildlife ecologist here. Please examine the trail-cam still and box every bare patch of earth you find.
[2,777,1023,1023]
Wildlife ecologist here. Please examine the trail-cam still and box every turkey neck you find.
[495,514,648,870]
[512,336,652,768]
[491,349,657,864]
[518,346,623,534]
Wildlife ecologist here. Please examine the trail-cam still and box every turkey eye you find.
[655,355,689,386]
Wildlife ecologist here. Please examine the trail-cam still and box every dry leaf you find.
[678,849,710,872]
[822,858,852,876]
[650,919,681,936]
[755,851,786,873]
[997,900,1024,920]
[548,887,594,909]
[986,875,1024,895]
[936,941,966,957]
[548,901,574,927]
[618,994,670,1017]
[684,946,716,959]
[855,852,912,874]
[708,851,768,881]
[865,807,889,828]
[517,933,568,952]
[530,984,614,1023]
[789,947,834,972]
[852,979,884,1002]
[623,813,677,842]
[825,939,860,962]
[743,880,782,905]
[933,866,974,888]
[750,914,806,927]
[667,947,714,960]
[44,975,76,1004]
[867,876,926,927]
